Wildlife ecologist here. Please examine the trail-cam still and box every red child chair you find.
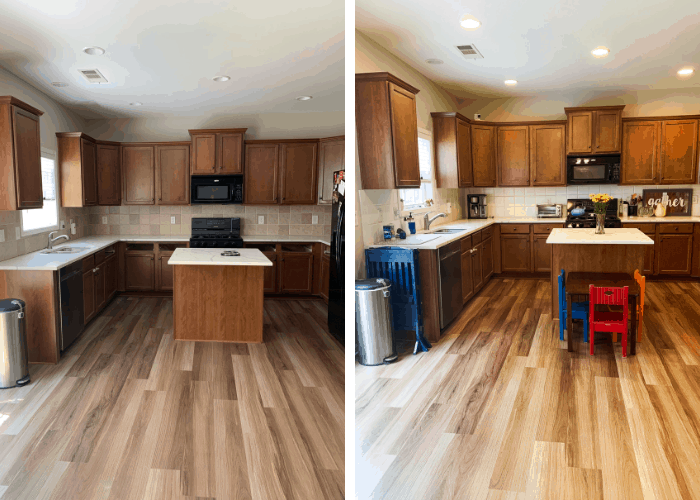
[589,285,630,357]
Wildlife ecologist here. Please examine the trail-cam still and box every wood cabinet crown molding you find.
[245,138,320,144]
[0,96,44,116]
[355,72,421,95]
[320,135,345,142]
[431,111,567,127]
[564,105,626,113]
[623,114,700,122]
[188,128,248,135]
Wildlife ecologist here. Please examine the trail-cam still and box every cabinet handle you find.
[158,198,162,201]
[151,256,154,261]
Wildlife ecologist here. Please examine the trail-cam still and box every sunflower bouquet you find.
[589,193,613,215]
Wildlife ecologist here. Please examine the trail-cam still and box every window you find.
[399,131,433,210]
[21,153,59,235]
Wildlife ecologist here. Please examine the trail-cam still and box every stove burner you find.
[189,217,244,248]
[565,198,621,229]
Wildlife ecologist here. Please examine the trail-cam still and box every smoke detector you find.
[456,44,484,59]
[78,69,108,84]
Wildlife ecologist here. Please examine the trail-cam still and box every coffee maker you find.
[467,194,487,219]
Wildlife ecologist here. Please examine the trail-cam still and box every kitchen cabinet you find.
[356,72,420,189]
[501,233,532,273]
[0,97,43,210]
[104,254,118,301]
[318,136,344,205]
[482,234,494,281]
[83,267,95,325]
[565,106,624,154]
[431,113,473,188]
[657,233,693,275]
[189,128,246,174]
[659,119,698,184]
[532,234,552,273]
[122,145,155,205]
[497,125,530,186]
[280,141,318,204]
[156,243,187,291]
[156,144,190,205]
[471,241,484,293]
[319,253,330,303]
[279,248,314,294]
[622,223,656,274]
[56,133,97,207]
[96,143,121,205]
[461,247,474,304]
[530,124,566,186]
[263,252,278,293]
[471,124,497,187]
[621,121,660,185]
[94,265,105,312]
[125,244,156,291]
[245,143,279,204]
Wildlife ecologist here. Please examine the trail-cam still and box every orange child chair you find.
[589,285,630,357]
[634,270,645,342]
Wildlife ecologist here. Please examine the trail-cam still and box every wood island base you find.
[173,264,265,343]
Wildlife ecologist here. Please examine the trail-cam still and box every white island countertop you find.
[168,248,273,266]
[547,228,654,245]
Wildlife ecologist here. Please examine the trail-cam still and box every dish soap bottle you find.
[405,213,416,234]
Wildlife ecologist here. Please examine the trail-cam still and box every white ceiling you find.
[0,0,344,119]
[356,0,700,100]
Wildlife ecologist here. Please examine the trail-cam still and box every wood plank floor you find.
[0,296,344,500]
[356,278,700,500]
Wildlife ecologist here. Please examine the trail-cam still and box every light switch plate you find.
[102,216,108,224]
[15,227,20,240]
[171,216,176,224]
[312,215,319,224]
[0,229,4,243]
[694,195,699,204]
[258,215,265,224]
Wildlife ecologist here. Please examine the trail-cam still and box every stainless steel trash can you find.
[0,299,30,389]
[355,278,398,366]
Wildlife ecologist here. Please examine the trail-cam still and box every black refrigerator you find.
[328,170,345,345]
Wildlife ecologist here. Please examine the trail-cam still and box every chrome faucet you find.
[47,231,69,250]
[424,212,447,230]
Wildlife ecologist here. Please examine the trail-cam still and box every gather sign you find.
[642,189,692,216]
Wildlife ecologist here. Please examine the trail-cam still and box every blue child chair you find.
[558,269,590,342]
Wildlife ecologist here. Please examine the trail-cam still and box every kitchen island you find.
[547,228,654,313]
[169,248,273,343]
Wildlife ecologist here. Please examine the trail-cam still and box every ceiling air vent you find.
[456,44,484,60]
[78,69,108,84]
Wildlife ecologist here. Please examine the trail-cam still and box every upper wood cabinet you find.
[471,124,497,187]
[621,121,660,185]
[156,144,190,205]
[565,106,624,154]
[0,97,43,211]
[317,136,345,205]
[356,72,420,189]
[57,133,97,207]
[497,125,530,186]
[96,143,121,205]
[122,145,155,205]
[245,143,279,204]
[431,113,473,188]
[659,119,698,184]
[529,124,566,186]
[189,128,246,175]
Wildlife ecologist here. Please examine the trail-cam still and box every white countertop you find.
[0,234,328,271]
[546,228,654,245]
[620,216,700,223]
[168,248,273,266]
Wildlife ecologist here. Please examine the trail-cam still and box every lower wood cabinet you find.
[82,246,117,325]
[319,254,330,303]
[461,249,474,304]
[482,236,494,281]
[157,252,174,291]
[501,234,532,273]
[657,234,693,275]
[263,252,278,293]
[279,252,314,294]
[94,265,105,311]
[125,247,156,291]
[532,234,552,273]
[83,267,96,325]
[472,241,484,292]
[105,254,118,300]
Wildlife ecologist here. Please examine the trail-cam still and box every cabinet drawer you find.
[623,223,655,234]
[501,224,530,234]
[533,223,559,234]
[94,249,106,265]
[658,223,693,234]
[460,235,473,254]
[82,255,95,273]
[481,225,493,240]
[471,230,482,244]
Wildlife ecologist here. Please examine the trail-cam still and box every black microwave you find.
[567,154,620,185]
[190,175,243,204]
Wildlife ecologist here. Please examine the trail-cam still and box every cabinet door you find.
[501,234,532,273]
[80,138,97,206]
[621,121,659,185]
[83,270,95,324]
[125,253,156,290]
[497,126,530,186]
[94,266,105,311]
[157,252,174,291]
[218,132,244,174]
[567,111,593,154]
[388,82,420,187]
[12,106,43,209]
[156,145,190,205]
[319,255,330,302]
[532,235,552,273]
[472,243,484,293]
[456,119,473,187]
[657,234,693,275]
[105,255,118,300]
[318,138,344,204]
[280,142,318,204]
[530,124,565,186]
[263,252,277,293]
[96,144,121,205]
[482,236,494,281]
[593,109,621,153]
[659,120,698,184]
[471,124,497,186]
[191,133,217,174]
[245,143,279,204]
[461,250,473,304]
[279,253,314,294]
[122,146,155,205]
[644,234,655,275]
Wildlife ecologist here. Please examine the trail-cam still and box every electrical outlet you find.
[102,216,108,224]
[394,208,400,218]
[312,215,319,224]
[0,229,4,243]
[171,216,176,224]
[694,195,699,204]
[15,227,20,240]
[258,215,265,224]
[60,220,65,229]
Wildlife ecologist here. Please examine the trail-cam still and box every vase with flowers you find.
[589,193,613,234]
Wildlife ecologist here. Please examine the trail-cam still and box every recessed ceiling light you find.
[677,68,695,76]
[296,96,313,101]
[460,14,481,30]
[504,80,518,86]
[83,46,105,56]
[212,76,230,82]
[51,82,68,88]
[591,46,610,58]
[129,102,142,106]
[426,59,444,65]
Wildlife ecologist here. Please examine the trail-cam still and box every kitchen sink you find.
[429,229,464,234]
[40,244,94,255]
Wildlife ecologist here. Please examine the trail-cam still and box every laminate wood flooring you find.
[356,278,700,500]
[0,296,344,500]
